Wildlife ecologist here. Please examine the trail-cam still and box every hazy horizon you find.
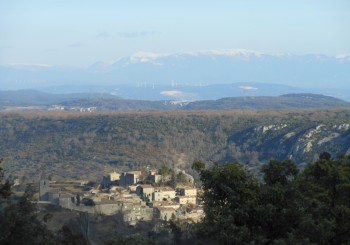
[1,0,350,67]
[1,1,350,100]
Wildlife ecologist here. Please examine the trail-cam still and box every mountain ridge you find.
[1,51,349,99]
[1,90,349,111]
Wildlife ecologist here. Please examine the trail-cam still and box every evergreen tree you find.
[192,154,350,244]
[1,159,57,244]
[194,161,259,244]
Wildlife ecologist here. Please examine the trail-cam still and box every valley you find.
[1,108,350,181]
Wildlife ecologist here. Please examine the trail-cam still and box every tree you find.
[1,159,57,244]
[76,194,80,206]
[257,160,305,243]
[160,165,169,177]
[105,233,156,245]
[192,156,350,244]
[297,153,350,244]
[0,159,12,202]
[262,159,299,185]
[193,161,259,244]
[191,160,205,172]
[1,159,88,244]
[82,198,95,206]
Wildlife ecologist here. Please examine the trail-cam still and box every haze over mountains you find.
[1,90,349,111]
[1,49,350,101]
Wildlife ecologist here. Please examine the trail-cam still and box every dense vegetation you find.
[1,109,350,181]
[190,153,350,244]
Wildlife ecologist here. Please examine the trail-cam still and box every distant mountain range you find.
[1,90,349,111]
[184,94,350,110]
[1,50,350,101]
[0,90,119,106]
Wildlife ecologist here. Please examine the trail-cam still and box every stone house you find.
[180,187,197,197]
[136,185,154,201]
[101,175,111,188]
[152,187,176,202]
[119,171,141,186]
[149,174,162,184]
[109,171,120,181]
[58,193,76,209]
[150,200,180,210]
[175,196,196,205]
[128,185,138,192]
[94,199,122,215]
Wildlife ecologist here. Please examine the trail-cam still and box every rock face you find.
[228,123,350,163]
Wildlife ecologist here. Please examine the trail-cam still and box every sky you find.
[1,0,350,67]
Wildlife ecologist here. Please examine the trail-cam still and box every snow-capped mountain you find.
[1,49,349,100]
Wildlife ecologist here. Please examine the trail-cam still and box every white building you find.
[180,187,197,197]
[152,187,176,201]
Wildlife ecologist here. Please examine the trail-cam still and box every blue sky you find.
[1,0,349,67]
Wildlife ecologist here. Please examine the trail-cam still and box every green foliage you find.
[319,151,332,161]
[57,225,87,245]
[0,186,57,244]
[82,198,95,206]
[193,154,350,244]
[160,165,170,177]
[0,159,12,201]
[262,159,299,185]
[297,153,350,244]
[191,160,205,172]
[195,162,259,244]
[105,233,156,245]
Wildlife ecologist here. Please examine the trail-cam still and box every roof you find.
[155,186,174,192]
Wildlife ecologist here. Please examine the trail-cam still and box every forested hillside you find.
[1,109,350,180]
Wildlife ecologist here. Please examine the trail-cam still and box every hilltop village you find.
[38,168,203,226]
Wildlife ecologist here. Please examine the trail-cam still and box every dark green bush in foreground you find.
[193,153,350,245]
